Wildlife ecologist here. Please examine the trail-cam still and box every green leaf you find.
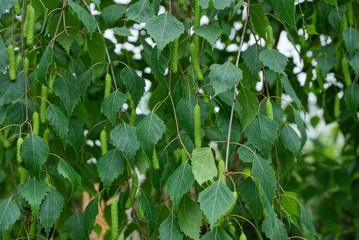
[238,178,263,224]
[305,25,318,35]
[252,154,276,204]
[39,188,65,236]
[120,66,145,107]
[280,125,301,156]
[53,72,81,115]
[242,44,262,75]
[237,143,258,163]
[136,113,166,157]
[65,212,87,240]
[250,4,269,39]
[259,49,288,74]
[166,163,195,207]
[210,61,243,95]
[57,158,81,195]
[159,215,183,240]
[238,86,259,131]
[0,198,20,235]
[138,192,157,234]
[343,27,359,53]
[68,119,85,159]
[316,51,336,74]
[46,104,69,144]
[281,75,303,109]
[151,46,170,87]
[323,0,337,8]
[0,0,17,17]
[193,24,223,49]
[299,203,316,235]
[178,195,202,240]
[20,134,49,177]
[274,0,296,30]
[127,0,154,23]
[344,83,359,118]
[281,192,300,218]
[86,32,106,63]
[245,113,279,156]
[294,110,307,148]
[68,0,97,38]
[0,73,25,106]
[77,69,94,96]
[102,4,126,26]
[17,179,50,211]
[96,149,126,189]
[113,27,132,37]
[199,0,233,10]
[262,214,288,240]
[0,37,7,73]
[145,13,184,53]
[201,227,232,240]
[192,147,217,185]
[198,180,235,227]
[101,91,127,124]
[349,52,359,76]
[83,197,98,236]
[34,44,53,86]
[110,123,139,161]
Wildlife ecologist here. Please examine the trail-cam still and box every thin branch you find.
[225,0,251,172]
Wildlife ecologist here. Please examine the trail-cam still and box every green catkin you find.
[193,0,201,27]
[40,86,48,124]
[48,74,56,94]
[111,197,119,240]
[100,129,108,155]
[265,25,273,49]
[17,137,23,163]
[16,54,22,67]
[315,66,324,91]
[24,57,29,76]
[18,167,28,183]
[137,202,145,218]
[0,132,10,148]
[341,58,352,87]
[32,111,40,136]
[43,128,50,144]
[29,209,38,239]
[218,159,225,183]
[25,4,35,46]
[346,2,354,26]
[104,73,112,99]
[266,99,274,120]
[170,38,179,74]
[190,36,204,81]
[152,148,160,170]
[334,94,340,119]
[181,148,187,164]
[129,109,136,125]
[14,2,21,15]
[125,172,138,209]
[193,103,202,148]
[240,232,248,240]
[178,0,187,11]
[8,44,16,81]
[2,230,10,240]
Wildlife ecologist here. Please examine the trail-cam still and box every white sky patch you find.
[158,5,166,15]
[214,107,220,113]
[144,67,151,74]
[89,3,101,15]
[226,43,239,52]
[95,140,101,147]
[114,0,131,4]
[145,37,155,47]
[104,29,117,44]
[215,40,225,50]
[86,140,94,147]
[121,103,129,111]
[200,15,209,25]
[136,92,151,115]
[145,79,152,92]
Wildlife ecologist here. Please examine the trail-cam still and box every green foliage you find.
[1,0,356,239]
